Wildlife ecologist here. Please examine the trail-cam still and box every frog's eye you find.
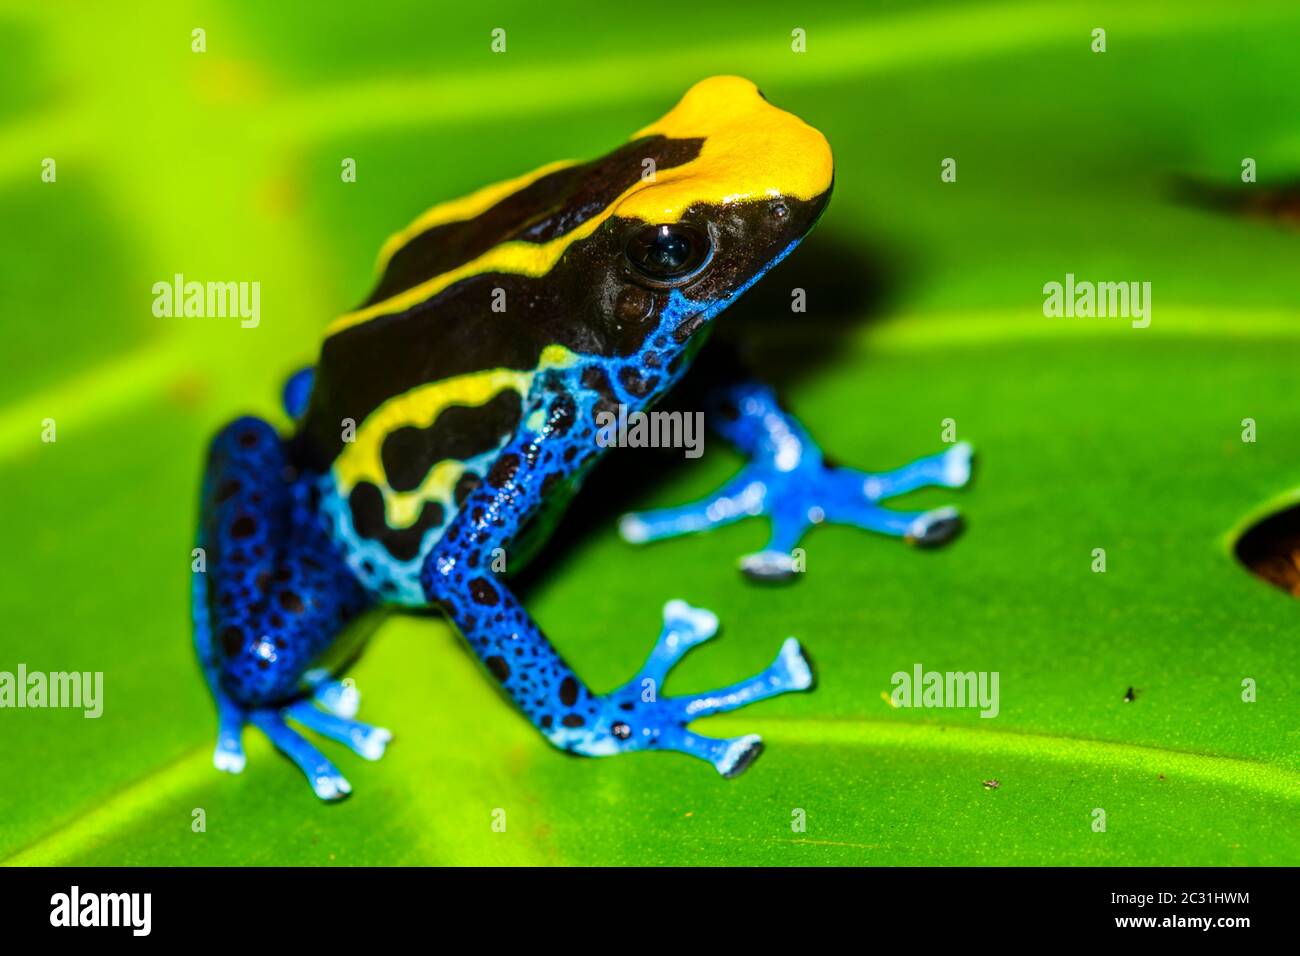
[624,223,711,285]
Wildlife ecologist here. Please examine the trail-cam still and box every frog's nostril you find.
[1235,500,1300,597]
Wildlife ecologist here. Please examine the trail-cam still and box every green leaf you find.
[2,0,1298,866]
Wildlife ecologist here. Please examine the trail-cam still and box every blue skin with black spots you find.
[195,419,387,794]
[417,272,824,771]
[193,266,971,798]
[191,83,974,799]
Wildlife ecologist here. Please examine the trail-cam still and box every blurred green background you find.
[1,0,1298,865]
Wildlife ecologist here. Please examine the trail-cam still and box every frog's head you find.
[594,75,835,347]
[332,75,831,342]
[308,78,832,466]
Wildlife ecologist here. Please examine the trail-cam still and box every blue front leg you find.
[619,381,973,580]
[421,388,813,775]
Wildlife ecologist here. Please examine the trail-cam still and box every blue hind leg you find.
[193,557,249,773]
[193,414,387,801]
[619,381,974,580]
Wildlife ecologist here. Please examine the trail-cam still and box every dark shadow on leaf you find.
[1172,174,1300,230]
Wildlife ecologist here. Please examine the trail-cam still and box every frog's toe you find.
[656,726,766,777]
[942,441,974,488]
[618,475,766,545]
[285,699,393,761]
[617,512,653,544]
[212,690,389,799]
[904,506,963,548]
[661,598,719,641]
[355,726,393,761]
[213,740,246,774]
[633,599,720,685]
[310,773,352,801]
[211,696,246,773]
[657,634,812,775]
[716,733,765,778]
[313,678,361,719]
[249,709,354,802]
[674,637,813,721]
[739,548,798,582]
[580,605,812,775]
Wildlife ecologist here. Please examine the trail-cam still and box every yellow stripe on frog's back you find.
[327,210,616,337]
[334,345,577,530]
[327,76,832,339]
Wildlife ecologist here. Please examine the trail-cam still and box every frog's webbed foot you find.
[208,681,392,801]
[562,600,813,776]
[618,382,973,582]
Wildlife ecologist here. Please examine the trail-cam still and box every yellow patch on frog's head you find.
[620,75,834,223]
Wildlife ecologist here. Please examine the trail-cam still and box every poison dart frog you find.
[192,76,973,799]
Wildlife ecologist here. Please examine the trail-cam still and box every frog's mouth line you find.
[673,310,709,342]
[670,233,807,344]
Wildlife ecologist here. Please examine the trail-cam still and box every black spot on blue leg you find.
[488,453,521,488]
[559,676,579,707]
[469,578,499,606]
[485,656,510,682]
